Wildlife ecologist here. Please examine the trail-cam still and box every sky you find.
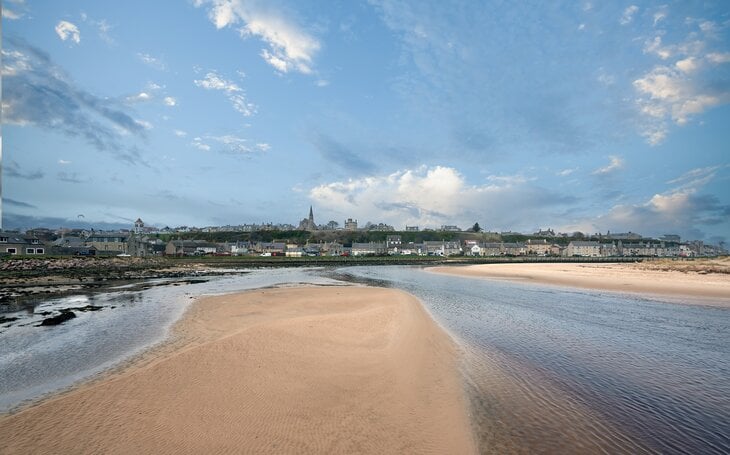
[2,0,729,243]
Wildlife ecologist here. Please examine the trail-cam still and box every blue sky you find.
[2,0,729,242]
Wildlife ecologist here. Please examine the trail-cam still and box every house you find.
[230,241,250,256]
[0,232,46,255]
[386,235,402,254]
[400,242,425,255]
[286,247,304,257]
[256,242,286,255]
[423,241,462,256]
[322,242,344,256]
[480,242,503,256]
[566,241,601,257]
[85,232,129,255]
[502,242,526,256]
[525,239,551,256]
[351,242,387,256]
[165,240,218,256]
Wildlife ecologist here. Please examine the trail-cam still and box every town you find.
[1,207,725,259]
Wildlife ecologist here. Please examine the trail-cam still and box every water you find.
[336,266,730,454]
[1,266,728,453]
[0,268,340,412]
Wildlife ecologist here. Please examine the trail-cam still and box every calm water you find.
[1,266,728,454]
[336,266,730,454]
[0,268,340,412]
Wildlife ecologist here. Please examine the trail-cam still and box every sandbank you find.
[430,262,730,306]
[0,286,475,454]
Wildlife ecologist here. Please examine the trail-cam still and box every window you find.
[0,237,7,243]
[6,248,17,254]
[36,248,44,254]
[26,248,35,254]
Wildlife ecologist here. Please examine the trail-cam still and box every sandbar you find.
[430,261,730,306]
[0,286,476,454]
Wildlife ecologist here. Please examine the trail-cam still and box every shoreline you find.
[0,286,476,454]
[429,262,730,306]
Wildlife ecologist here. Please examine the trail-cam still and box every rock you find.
[39,311,76,326]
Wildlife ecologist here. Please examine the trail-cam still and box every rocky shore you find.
[0,257,224,306]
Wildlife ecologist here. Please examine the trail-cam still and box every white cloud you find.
[309,166,573,230]
[58,159,72,165]
[190,134,267,155]
[633,27,730,143]
[1,49,31,76]
[163,96,177,107]
[55,21,81,44]
[137,53,166,71]
[194,71,256,116]
[563,166,728,240]
[653,10,667,26]
[592,156,624,175]
[126,92,152,103]
[643,36,672,60]
[620,5,639,25]
[666,165,721,189]
[675,57,699,73]
[2,8,22,19]
[194,0,320,75]
[191,137,211,152]
[557,168,577,177]
[707,52,730,64]
[633,66,722,130]
[135,119,153,130]
[174,129,187,137]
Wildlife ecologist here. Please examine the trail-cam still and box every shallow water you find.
[1,266,728,454]
[337,266,730,454]
[0,268,340,412]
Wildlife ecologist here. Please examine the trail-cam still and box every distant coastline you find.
[430,259,730,306]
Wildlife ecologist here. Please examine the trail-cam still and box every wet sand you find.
[430,262,730,306]
[0,286,475,454]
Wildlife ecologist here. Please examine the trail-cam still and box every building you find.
[85,232,129,255]
[566,241,601,257]
[165,240,218,256]
[133,218,144,234]
[0,231,45,255]
[405,225,419,232]
[351,242,387,256]
[525,239,551,256]
[344,218,358,231]
[298,206,317,231]
[423,240,462,256]
[502,242,526,256]
[386,235,402,254]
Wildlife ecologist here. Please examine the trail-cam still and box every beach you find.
[0,286,476,454]
[430,260,730,306]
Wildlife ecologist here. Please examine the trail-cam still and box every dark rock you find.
[0,316,19,324]
[39,311,76,326]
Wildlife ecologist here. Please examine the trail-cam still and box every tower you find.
[308,206,314,226]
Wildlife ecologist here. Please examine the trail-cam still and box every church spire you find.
[309,206,314,223]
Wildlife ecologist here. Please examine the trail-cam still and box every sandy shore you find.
[430,262,730,306]
[0,286,475,454]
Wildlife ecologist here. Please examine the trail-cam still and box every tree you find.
[471,222,482,233]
